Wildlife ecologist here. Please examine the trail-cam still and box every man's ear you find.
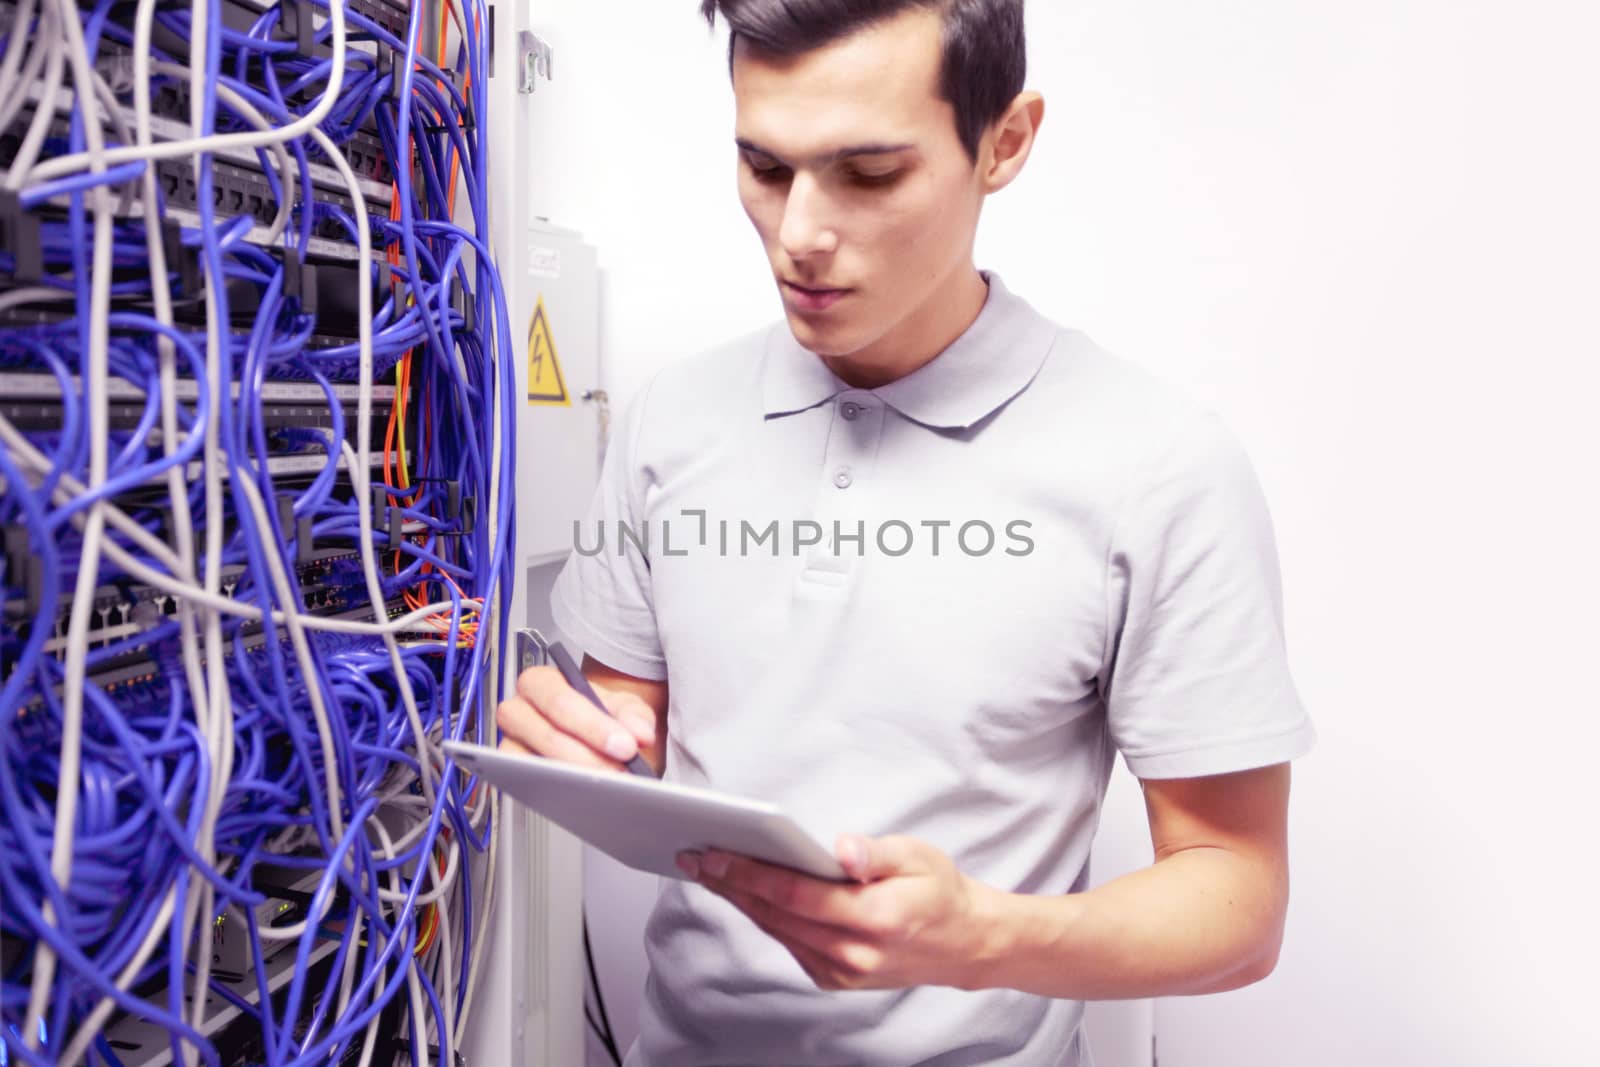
[981,91,1045,194]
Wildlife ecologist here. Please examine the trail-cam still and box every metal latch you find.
[518,31,552,93]
[514,627,548,673]
[581,388,610,450]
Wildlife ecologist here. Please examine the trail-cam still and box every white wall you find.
[521,3,767,410]
[522,2,1600,1064]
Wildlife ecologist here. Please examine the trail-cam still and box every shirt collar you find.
[759,271,1057,430]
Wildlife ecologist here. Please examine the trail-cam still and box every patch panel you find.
[0,372,399,406]
[99,936,345,1067]
[227,0,411,41]
[0,115,391,263]
[5,50,396,209]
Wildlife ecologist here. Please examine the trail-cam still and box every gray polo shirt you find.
[551,271,1315,1067]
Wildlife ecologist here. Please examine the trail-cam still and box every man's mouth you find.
[782,280,851,312]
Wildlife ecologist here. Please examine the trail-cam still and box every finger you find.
[844,834,928,882]
[515,666,643,763]
[495,694,629,772]
[700,873,867,957]
[748,913,857,991]
[593,686,659,746]
[784,937,862,991]
[729,904,839,988]
[725,894,874,991]
[837,834,872,883]
[700,851,867,929]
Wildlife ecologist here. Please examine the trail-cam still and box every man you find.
[496,1,1316,1063]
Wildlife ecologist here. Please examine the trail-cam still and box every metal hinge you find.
[582,388,610,448]
[518,30,552,93]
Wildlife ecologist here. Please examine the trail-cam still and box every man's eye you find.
[746,160,792,183]
[847,169,901,187]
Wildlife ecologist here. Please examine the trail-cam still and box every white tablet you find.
[442,740,849,883]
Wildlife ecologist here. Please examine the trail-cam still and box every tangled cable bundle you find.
[0,0,514,1062]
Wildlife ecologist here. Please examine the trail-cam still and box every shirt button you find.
[841,401,860,420]
[833,467,853,489]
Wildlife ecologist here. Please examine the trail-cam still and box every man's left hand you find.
[677,834,1002,992]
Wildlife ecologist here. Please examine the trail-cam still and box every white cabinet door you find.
[511,220,603,568]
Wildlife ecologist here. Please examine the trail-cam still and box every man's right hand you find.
[496,664,660,773]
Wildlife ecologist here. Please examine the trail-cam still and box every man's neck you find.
[820,265,990,389]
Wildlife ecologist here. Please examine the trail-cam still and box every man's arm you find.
[687,762,1293,997]
[969,762,1291,998]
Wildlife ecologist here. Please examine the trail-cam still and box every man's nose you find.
[778,172,839,260]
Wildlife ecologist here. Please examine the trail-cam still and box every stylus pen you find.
[542,637,658,779]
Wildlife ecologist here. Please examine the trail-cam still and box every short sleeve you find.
[549,373,669,680]
[1101,409,1316,778]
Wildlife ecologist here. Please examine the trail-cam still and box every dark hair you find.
[699,0,1026,162]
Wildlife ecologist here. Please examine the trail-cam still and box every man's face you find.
[731,8,987,360]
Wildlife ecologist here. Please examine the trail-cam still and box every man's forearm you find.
[961,846,1287,999]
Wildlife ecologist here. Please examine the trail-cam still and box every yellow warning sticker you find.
[526,295,570,406]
